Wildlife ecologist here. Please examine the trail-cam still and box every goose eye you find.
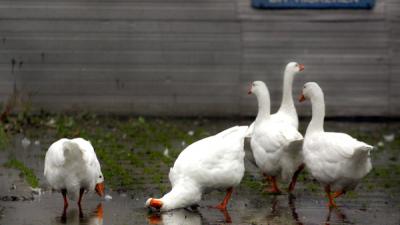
[99,175,102,178]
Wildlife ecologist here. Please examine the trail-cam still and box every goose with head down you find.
[300,82,373,208]
[44,138,105,208]
[146,126,248,212]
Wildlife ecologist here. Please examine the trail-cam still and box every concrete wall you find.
[0,0,398,117]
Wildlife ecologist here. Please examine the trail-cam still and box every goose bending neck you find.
[255,88,271,126]
[160,180,201,211]
[278,70,296,114]
[306,94,325,136]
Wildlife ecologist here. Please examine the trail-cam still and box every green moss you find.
[158,183,168,194]
[367,183,375,190]
[372,167,390,177]
[306,182,320,193]
[9,113,399,195]
[0,124,9,150]
[346,191,358,198]
[241,173,263,190]
[4,158,39,188]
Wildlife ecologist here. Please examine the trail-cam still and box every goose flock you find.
[43,62,373,217]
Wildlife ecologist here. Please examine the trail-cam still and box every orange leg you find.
[220,208,232,223]
[288,163,305,193]
[266,176,281,194]
[324,185,337,208]
[332,190,345,199]
[215,187,233,210]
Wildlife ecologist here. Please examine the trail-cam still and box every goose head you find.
[95,173,105,197]
[248,81,268,95]
[285,62,304,74]
[299,82,322,102]
[146,198,164,211]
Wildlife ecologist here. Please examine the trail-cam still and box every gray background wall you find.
[0,0,398,117]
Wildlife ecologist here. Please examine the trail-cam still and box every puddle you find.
[0,117,399,224]
[0,189,399,224]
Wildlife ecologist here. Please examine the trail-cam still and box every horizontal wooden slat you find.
[0,70,240,84]
[0,51,241,64]
[0,39,240,51]
[18,82,239,96]
[28,95,240,116]
[0,2,236,20]
[241,21,388,32]
[0,20,240,33]
[243,53,387,64]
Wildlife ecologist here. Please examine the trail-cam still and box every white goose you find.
[249,81,304,194]
[44,138,105,208]
[300,82,373,207]
[146,126,248,211]
[247,62,304,137]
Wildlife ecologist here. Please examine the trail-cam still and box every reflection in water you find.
[58,203,103,225]
[147,209,202,225]
[325,207,349,225]
[263,195,305,225]
[288,195,303,225]
[147,207,233,224]
[218,208,232,223]
[266,195,281,220]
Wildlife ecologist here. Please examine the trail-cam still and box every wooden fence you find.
[0,0,398,117]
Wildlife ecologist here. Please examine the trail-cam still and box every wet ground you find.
[0,114,399,224]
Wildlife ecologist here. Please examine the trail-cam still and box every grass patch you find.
[4,158,39,188]
[346,190,358,198]
[306,182,320,193]
[241,172,263,191]
[0,124,9,150]
[4,112,400,196]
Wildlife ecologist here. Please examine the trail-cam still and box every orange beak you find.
[248,83,252,95]
[299,94,306,102]
[149,198,163,210]
[299,64,305,71]
[95,182,105,197]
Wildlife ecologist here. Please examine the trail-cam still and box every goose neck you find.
[161,181,201,211]
[278,71,296,114]
[254,90,270,125]
[306,95,325,136]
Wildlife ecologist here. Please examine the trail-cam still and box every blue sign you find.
[252,0,375,9]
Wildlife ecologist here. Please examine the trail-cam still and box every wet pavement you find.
[0,117,399,224]
[0,188,399,224]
